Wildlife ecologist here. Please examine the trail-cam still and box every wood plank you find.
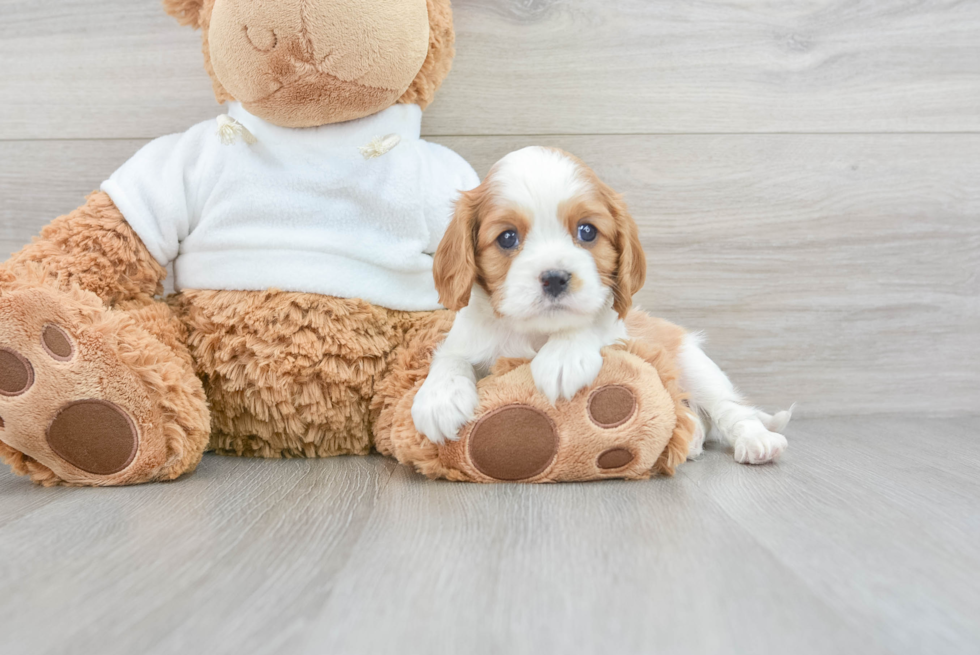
[0,465,74,528]
[2,135,977,415]
[1,0,979,140]
[0,454,396,655]
[296,461,881,655]
[680,417,980,654]
[0,418,977,653]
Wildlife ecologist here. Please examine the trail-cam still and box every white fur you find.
[414,146,793,463]
[412,289,626,444]
[494,148,612,332]
[413,147,625,444]
[678,333,790,464]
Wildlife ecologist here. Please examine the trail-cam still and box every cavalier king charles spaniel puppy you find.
[412,146,789,464]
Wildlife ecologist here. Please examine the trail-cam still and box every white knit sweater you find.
[101,103,479,311]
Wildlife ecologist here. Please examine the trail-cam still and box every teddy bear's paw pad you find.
[596,447,635,470]
[468,405,558,481]
[0,348,34,397]
[41,324,74,361]
[46,400,138,475]
[587,386,641,471]
[587,385,637,428]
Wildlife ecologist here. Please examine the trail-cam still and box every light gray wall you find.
[1,0,978,415]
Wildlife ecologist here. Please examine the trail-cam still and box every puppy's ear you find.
[603,186,647,318]
[433,188,480,311]
[162,0,206,29]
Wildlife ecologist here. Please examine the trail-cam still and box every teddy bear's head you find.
[163,0,455,128]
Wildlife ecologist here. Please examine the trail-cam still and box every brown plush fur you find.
[162,0,207,29]
[0,269,209,486]
[165,0,455,126]
[375,310,694,482]
[4,191,166,305]
[397,0,456,109]
[169,289,448,458]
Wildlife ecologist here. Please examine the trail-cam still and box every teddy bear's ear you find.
[162,0,207,29]
[399,0,456,109]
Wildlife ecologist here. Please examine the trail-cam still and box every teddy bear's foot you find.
[467,384,654,481]
[0,284,209,486]
[382,344,694,483]
[450,374,674,482]
[459,384,649,482]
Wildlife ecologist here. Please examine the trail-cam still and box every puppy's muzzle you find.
[540,270,572,298]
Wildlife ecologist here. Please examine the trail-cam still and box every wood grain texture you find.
[2,135,977,415]
[680,417,980,654]
[0,455,397,655]
[0,418,977,654]
[1,0,979,139]
[298,462,879,655]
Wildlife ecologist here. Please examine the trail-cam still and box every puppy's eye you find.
[578,223,598,243]
[496,230,520,250]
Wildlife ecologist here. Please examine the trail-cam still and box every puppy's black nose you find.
[540,270,572,298]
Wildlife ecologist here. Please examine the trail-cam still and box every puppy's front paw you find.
[531,340,604,404]
[411,374,480,445]
[732,421,787,464]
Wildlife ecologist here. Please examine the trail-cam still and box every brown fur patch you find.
[473,206,531,305]
[555,151,647,318]
[170,289,443,458]
[558,193,620,301]
[621,313,694,476]
[242,73,402,129]
[3,191,167,307]
[432,183,484,310]
[435,169,548,314]
[162,0,207,28]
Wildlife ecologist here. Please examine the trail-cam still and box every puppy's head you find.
[434,147,646,331]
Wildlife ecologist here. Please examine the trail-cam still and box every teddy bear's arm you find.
[3,191,167,306]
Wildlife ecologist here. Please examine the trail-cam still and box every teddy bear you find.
[0,0,693,487]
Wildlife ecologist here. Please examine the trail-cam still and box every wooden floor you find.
[0,417,976,655]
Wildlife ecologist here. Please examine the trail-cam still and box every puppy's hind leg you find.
[677,334,788,465]
[755,405,795,433]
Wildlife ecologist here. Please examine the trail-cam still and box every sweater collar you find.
[225,102,423,148]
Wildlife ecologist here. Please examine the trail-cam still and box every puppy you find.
[412,146,789,464]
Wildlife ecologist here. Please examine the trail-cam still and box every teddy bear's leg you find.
[0,193,210,485]
[374,314,695,483]
[170,290,433,459]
